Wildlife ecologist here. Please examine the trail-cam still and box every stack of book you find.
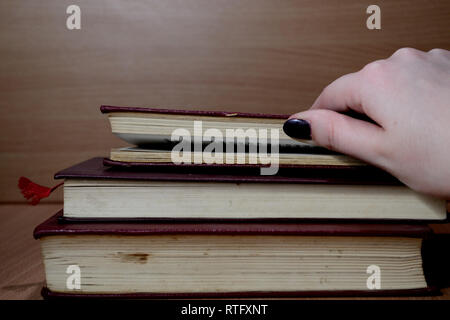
[34,106,449,298]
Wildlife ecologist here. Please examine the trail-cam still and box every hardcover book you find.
[55,158,447,222]
[35,212,449,298]
[101,105,366,168]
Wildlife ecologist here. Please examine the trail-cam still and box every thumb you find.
[284,109,387,166]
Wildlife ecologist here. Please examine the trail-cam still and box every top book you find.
[101,104,303,146]
[101,105,366,170]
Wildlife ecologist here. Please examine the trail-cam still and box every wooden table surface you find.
[1,203,449,300]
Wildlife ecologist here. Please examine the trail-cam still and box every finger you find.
[287,109,387,166]
[310,71,365,114]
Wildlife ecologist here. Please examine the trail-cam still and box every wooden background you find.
[1,0,449,203]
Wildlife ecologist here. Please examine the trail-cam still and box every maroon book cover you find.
[53,158,448,223]
[100,105,384,122]
[101,105,394,175]
[34,210,433,239]
[100,105,290,119]
[55,157,400,186]
[35,212,448,299]
[102,157,397,179]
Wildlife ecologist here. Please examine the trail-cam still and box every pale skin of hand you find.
[289,48,450,198]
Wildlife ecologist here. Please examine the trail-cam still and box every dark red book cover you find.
[53,158,448,223]
[34,210,433,239]
[55,157,400,186]
[101,105,397,175]
[102,157,397,179]
[100,105,290,119]
[35,212,449,299]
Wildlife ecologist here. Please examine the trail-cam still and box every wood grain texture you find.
[0,204,61,299]
[1,0,450,202]
[0,204,449,300]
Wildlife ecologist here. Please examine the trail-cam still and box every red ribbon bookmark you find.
[18,177,63,205]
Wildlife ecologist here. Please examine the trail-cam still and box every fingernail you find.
[283,119,311,139]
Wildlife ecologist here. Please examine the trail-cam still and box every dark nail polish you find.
[283,119,311,140]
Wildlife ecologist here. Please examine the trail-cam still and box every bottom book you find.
[34,211,449,298]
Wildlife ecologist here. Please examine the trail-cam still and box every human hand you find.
[283,48,450,198]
